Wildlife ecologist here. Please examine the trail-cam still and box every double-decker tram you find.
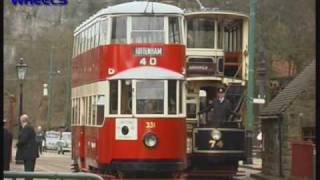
[184,10,249,176]
[70,1,186,177]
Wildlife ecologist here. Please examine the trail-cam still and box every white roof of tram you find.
[108,66,184,80]
[75,1,183,34]
[185,10,248,19]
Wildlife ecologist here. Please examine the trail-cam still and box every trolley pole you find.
[47,46,54,130]
[245,0,257,164]
[64,47,72,130]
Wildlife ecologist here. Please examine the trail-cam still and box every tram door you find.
[186,93,199,123]
[199,86,217,107]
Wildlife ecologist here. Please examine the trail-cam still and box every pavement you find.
[8,140,72,172]
[239,158,262,171]
[250,173,287,180]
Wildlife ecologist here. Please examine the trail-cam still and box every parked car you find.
[57,132,71,154]
[44,131,60,150]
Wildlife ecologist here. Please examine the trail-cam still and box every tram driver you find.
[199,88,236,127]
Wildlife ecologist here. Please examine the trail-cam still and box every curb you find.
[239,165,262,171]
[250,173,285,180]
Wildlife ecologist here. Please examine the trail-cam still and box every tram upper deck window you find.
[187,17,215,48]
[136,80,164,114]
[131,16,165,44]
[111,16,127,44]
[169,17,182,44]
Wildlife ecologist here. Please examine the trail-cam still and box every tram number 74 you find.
[145,121,156,129]
[139,57,157,66]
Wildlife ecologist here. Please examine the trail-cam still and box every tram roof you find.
[185,10,248,19]
[75,1,183,34]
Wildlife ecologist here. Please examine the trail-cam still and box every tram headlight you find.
[143,133,158,148]
[211,129,222,141]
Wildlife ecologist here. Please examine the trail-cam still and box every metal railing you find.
[4,171,104,180]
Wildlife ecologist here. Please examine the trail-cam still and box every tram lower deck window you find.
[121,80,132,114]
[168,80,177,114]
[97,95,105,125]
[109,80,118,114]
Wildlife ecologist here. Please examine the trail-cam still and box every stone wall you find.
[261,118,280,176]
[261,81,315,177]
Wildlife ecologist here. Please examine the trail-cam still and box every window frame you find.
[107,79,185,118]
[108,14,184,45]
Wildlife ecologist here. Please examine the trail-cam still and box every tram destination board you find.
[133,47,163,56]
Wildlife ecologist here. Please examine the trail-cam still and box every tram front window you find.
[136,80,164,114]
[187,17,215,48]
[131,16,165,43]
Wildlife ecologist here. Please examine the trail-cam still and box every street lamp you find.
[16,57,28,131]
[15,57,28,164]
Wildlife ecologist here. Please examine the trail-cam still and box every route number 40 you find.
[139,57,157,66]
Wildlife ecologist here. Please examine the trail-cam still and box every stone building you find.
[259,60,315,178]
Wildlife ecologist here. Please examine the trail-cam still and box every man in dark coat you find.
[200,88,234,127]
[16,114,39,172]
[3,119,13,170]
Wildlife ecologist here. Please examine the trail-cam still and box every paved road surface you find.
[7,144,260,179]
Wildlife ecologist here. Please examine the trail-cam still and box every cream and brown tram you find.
[184,10,249,175]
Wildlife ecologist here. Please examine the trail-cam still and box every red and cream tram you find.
[71,1,186,176]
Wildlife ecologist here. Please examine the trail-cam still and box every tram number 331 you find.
[139,57,157,66]
[145,122,156,129]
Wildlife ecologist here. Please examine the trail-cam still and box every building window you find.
[302,127,315,143]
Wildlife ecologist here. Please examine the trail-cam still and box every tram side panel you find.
[96,118,186,171]
[72,44,185,87]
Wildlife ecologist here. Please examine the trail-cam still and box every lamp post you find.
[15,57,28,164]
[16,57,28,132]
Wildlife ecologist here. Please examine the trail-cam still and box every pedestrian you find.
[3,119,13,171]
[199,87,236,127]
[35,126,45,155]
[16,114,39,174]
